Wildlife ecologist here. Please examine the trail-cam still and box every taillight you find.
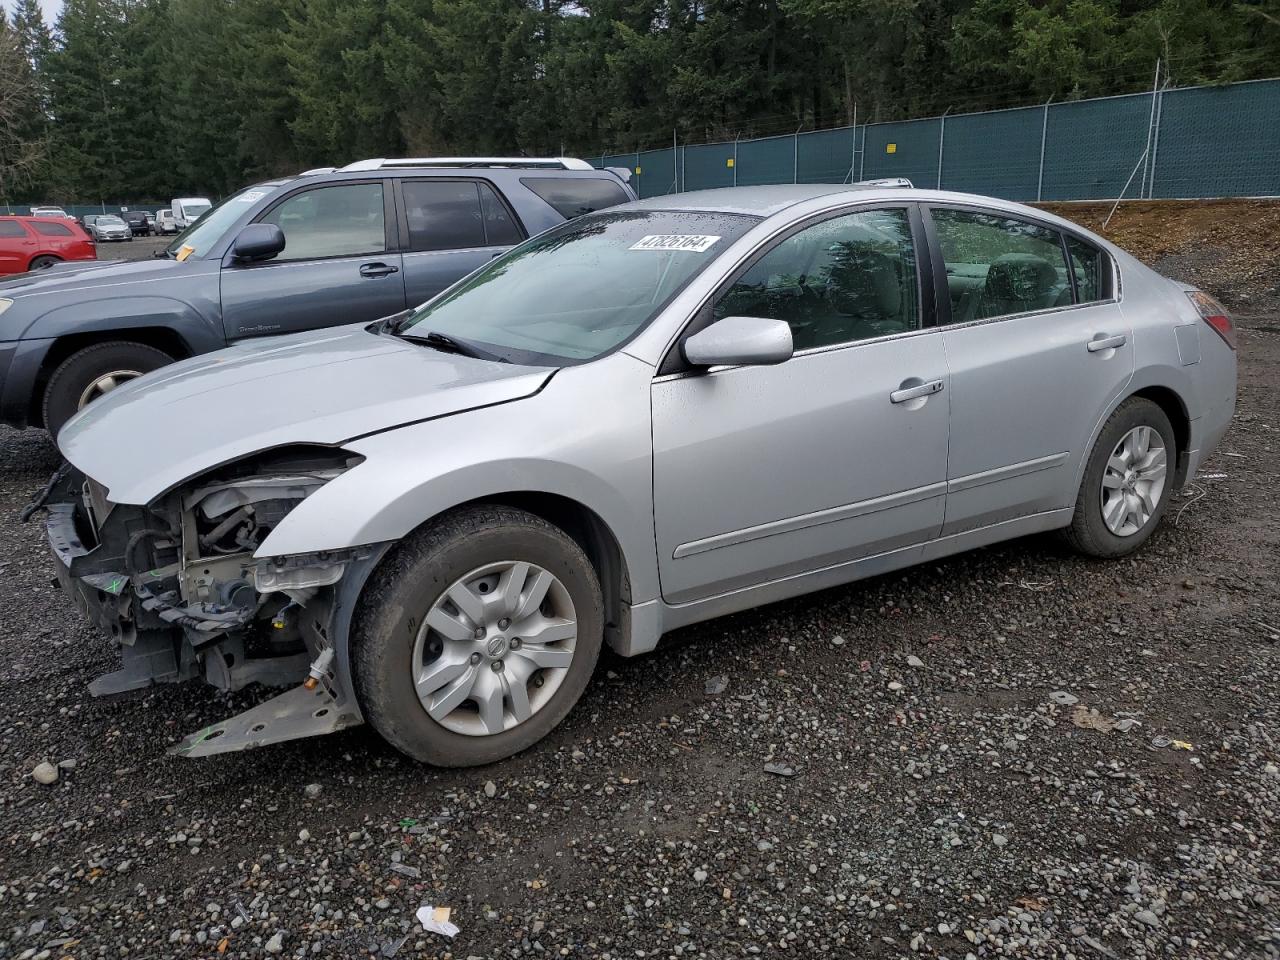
[1186,290,1236,351]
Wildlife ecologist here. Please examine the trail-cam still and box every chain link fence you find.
[594,76,1280,202]
[1,202,169,218]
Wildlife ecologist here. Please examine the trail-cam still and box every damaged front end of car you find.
[29,445,382,757]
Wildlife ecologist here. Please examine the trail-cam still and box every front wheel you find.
[42,341,174,437]
[353,505,604,766]
[28,255,61,271]
[1064,397,1175,558]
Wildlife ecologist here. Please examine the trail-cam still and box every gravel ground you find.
[1,233,1278,959]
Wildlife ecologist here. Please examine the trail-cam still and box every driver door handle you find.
[1087,333,1126,352]
[890,379,945,404]
[360,262,400,278]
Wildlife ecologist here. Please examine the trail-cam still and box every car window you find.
[402,180,488,252]
[520,177,630,219]
[32,221,74,237]
[400,210,759,365]
[260,183,386,261]
[1064,234,1108,303]
[713,208,920,351]
[478,182,523,246]
[932,209,1072,324]
[0,220,26,238]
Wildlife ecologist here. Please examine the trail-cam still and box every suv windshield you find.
[399,210,758,365]
[165,188,272,259]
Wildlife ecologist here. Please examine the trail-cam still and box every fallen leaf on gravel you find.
[763,762,796,777]
[1071,706,1117,733]
[1015,895,1047,911]
[216,936,229,953]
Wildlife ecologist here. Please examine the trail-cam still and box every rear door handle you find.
[1087,334,1126,352]
[890,378,945,404]
[360,262,400,278]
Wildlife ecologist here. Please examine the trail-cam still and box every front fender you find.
[254,354,662,603]
[20,294,225,354]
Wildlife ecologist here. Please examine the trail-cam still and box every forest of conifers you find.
[1,0,1277,203]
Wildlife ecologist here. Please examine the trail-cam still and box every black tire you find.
[353,505,604,766]
[28,255,61,271]
[1063,397,1176,558]
[42,341,174,437]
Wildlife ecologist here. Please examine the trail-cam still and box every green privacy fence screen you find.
[594,76,1280,202]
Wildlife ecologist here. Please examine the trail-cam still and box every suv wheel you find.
[28,255,61,271]
[42,341,174,437]
[1064,397,1175,558]
[353,505,603,766]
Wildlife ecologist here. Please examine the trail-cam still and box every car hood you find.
[0,254,198,297]
[58,323,554,505]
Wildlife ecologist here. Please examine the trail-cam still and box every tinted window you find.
[714,208,919,351]
[521,177,630,219]
[1065,234,1107,303]
[401,211,757,365]
[0,220,26,238]
[402,180,485,252]
[479,182,523,245]
[933,209,1071,323]
[261,183,386,261]
[32,221,73,237]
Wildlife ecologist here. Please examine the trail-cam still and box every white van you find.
[171,197,212,230]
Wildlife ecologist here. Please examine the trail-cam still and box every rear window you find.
[520,177,630,219]
[32,221,73,237]
[0,220,27,238]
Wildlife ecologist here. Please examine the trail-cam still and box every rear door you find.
[925,204,1134,535]
[395,178,525,307]
[0,219,34,273]
[219,180,407,340]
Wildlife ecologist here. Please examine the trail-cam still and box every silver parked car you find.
[33,185,1236,765]
[88,214,132,242]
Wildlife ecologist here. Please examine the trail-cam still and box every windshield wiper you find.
[403,330,509,363]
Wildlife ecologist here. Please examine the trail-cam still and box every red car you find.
[0,215,97,274]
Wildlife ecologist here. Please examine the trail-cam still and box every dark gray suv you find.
[0,158,635,434]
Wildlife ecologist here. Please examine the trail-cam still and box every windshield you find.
[99,216,125,226]
[165,189,270,259]
[399,210,758,365]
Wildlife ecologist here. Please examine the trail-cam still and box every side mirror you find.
[683,316,793,368]
[231,223,285,263]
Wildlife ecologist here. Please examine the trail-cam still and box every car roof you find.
[622,184,884,216]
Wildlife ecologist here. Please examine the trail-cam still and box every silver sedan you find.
[39,185,1237,765]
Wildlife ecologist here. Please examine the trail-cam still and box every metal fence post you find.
[793,128,800,184]
[848,102,858,183]
[733,135,739,187]
[1140,59,1161,199]
[936,108,951,189]
[1147,84,1166,200]
[1036,96,1052,202]
[858,122,866,181]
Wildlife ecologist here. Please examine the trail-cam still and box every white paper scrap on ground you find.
[416,905,460,938]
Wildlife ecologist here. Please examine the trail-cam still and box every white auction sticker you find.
[629,234,721,253]
[236,190,268,203]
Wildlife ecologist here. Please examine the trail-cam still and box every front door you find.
[219,180,406,340]
[651,206,950,604]
[0,219,35,273]
[927,205,1135,535]
[396,178,525,307]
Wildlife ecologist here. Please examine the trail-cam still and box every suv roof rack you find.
[339,157,596,172]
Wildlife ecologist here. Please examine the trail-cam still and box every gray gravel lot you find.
[1,257,1277,959]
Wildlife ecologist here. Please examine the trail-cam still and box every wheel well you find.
[427,492,633,650]
[28,328,192,426]
[1131,385,1191,486]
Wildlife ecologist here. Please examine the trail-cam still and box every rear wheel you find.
[1064,397,1175,558]
[353,505,603,766]
[28,255,61,271]
[42,341,174,436]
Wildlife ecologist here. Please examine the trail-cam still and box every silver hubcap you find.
[412,560,577,736]
[78,370,142,409]
[1100,425,1167,536]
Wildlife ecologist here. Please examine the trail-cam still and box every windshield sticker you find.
[175,244,195,262]
[236,190,268,203]
[629,234,721,253]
